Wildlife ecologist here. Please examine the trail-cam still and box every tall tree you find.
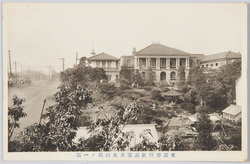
[194,110,216,150]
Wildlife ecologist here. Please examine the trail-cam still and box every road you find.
[8,79,61,138]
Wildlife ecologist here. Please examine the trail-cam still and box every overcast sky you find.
[4,3,246,73]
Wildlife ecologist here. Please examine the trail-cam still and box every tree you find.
[194,110,216,150]
[60,64,107,89]
[145,67,155,86]
[134,69,144,87]
[76,102,139,151]
[9,84,94,152]
[8,95,27,140]
[119,66,134,84]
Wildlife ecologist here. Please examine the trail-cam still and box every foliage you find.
[8,95,27,140]
[119,66,134,84]
[145,67,155,86]
[60,64,107,89]
[158,134,184,151]
[99,83,117,99]
[134,69,145,86]
[180,102,196,114]
[76,103,139,151]
[194,110,216,150]
[131,129,158,151]
[9,85,93,152]
[151,88,164,101]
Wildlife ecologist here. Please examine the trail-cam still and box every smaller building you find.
[87,52,120,83]
[200,51,241,69]
[222,104,242,121]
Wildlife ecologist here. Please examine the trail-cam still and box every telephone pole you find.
[48,66,50,81]
[8,50,12,77]
[59,58,65,71]
[75,52,79,65]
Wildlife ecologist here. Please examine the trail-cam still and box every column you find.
[186,57,189,68]
[176,58,179,68]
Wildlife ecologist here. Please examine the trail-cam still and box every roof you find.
[73,124,158,147]
[222,104,242,116]
[190,54,206,60]
[121,55,133,58]
[135,43,190,56]
[201,51,241,62]
[163,89,183,96]
[87,52,120,61]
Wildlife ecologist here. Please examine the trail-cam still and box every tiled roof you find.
[201,51,241,62]
[222,104,242,116]
[87,52,119,61]
[190,54,206,60]
[135,43,190,56]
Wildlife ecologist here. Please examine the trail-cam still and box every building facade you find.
[87,52,120,83]
[121,43,204,84]
[200,51,241,69]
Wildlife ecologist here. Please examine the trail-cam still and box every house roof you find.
[87,52,120,61]
[201,51,241,62]
[135,43,190,56]
[73,124,158,147]
[222,104,242,116]
[190,54,206,60]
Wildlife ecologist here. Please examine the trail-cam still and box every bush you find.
[151,88,164,101]
[180,102,196,114]
[143,86,154,91]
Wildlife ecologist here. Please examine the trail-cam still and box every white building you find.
[200,51,241,69]
[87,52,120,83]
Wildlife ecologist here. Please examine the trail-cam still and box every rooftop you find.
[87,52,120,61]
[222,104,242,116]
[201,51,241,62]
[135,43,190,56]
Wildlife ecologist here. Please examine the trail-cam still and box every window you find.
[170,58,176,68]
[139,58,146,68]
[96,61,100,67]
[206,64,208,67]
[216,63,218,66]
[160,58,166,68]
[180,58,186,67]
[102,61,106,67]
[211,63,213,67]
[180,72,185,80]
[202,65,204,68]
[141,72,146,79]
[107,61,111,68]
[150,58,156,68]
[170,71,176,80]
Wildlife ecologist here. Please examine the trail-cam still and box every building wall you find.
[236,77,243,106]
[201,60,227,69]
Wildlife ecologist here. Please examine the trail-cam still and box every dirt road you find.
[8,79,61,138]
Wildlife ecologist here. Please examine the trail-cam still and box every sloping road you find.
[8,79,61,138]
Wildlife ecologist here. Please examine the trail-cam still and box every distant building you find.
[121,43,204,84]
[200,51,241,69]
[87,52,120,83]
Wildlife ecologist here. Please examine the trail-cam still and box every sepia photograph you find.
[2,2,247,161]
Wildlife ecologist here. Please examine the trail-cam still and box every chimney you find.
[132,47,136,55]
[91,49,96,56]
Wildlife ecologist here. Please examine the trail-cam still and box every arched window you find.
[170,72,176,80]
[160,72,166,81]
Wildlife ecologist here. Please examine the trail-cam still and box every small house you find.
[222,104,242,121]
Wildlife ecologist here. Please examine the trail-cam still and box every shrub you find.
[180,102,196,114]
[151,88,164,101]
[143,86,153,91]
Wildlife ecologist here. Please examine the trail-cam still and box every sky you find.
[3,3,246,73]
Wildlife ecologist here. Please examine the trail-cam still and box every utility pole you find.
[75,52,79,65]
[8,50,12,77]
[15,61,17,85]
[59,58,65,71]
[48,66,50,81]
